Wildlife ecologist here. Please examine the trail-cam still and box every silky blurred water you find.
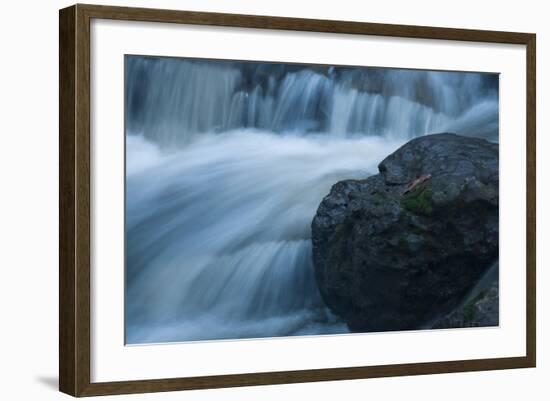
[124,56,499,344]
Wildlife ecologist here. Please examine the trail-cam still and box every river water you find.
[124,56,498,343]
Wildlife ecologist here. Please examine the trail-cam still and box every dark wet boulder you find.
[311,133,498,332]
[433,276,499,329]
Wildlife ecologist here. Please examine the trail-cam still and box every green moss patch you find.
[401,188,433,215]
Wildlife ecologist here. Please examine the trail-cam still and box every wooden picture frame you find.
[59,3,536,397]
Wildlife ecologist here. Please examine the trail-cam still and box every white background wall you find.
[0,0,546,400]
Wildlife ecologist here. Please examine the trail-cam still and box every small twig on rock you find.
[402,174,432,195]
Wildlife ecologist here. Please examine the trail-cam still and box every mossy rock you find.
[312,134,499,332]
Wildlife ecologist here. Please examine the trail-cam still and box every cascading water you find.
[125,56,499,344]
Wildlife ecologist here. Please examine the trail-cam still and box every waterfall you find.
[124,56,499,344]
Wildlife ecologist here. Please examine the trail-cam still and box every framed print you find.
[59,4,536,397]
